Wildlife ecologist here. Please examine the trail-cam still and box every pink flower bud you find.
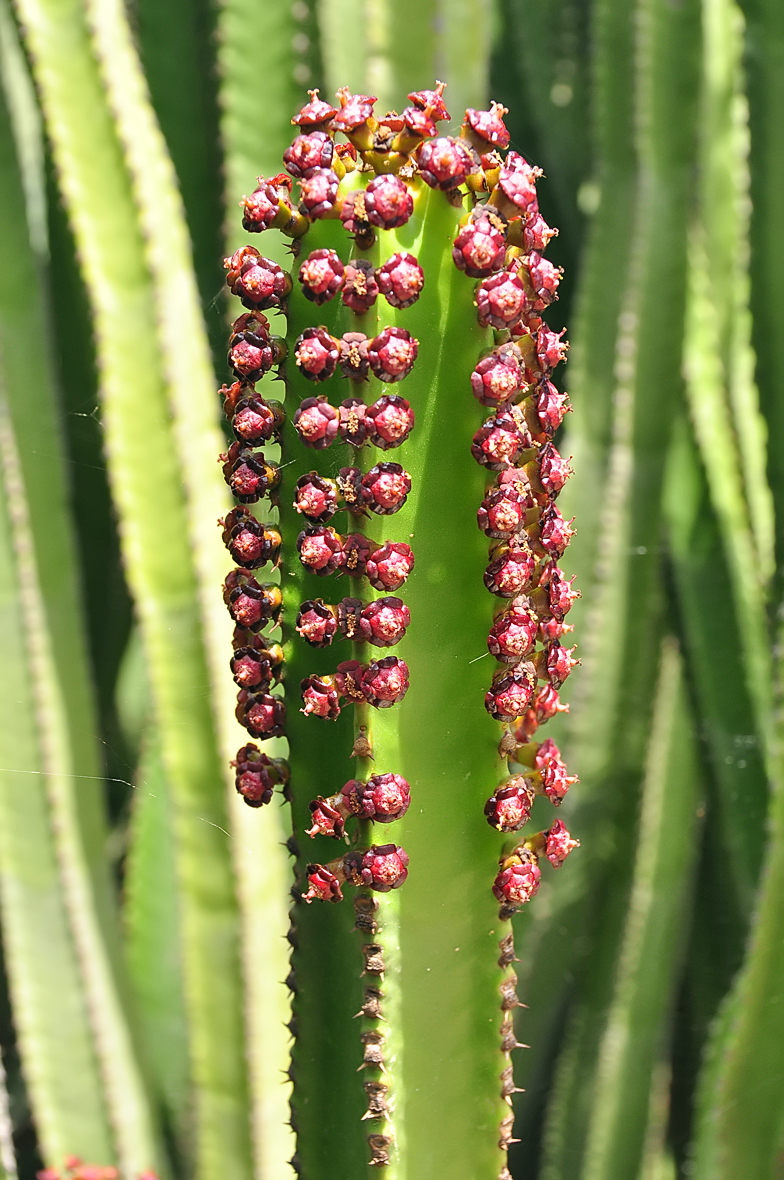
[341,259,379,313]
[377,251,424,308]
[486,665,537,721]
[293,472,339,521]
[521,251,562,308]
[487,602,538,662]
[453,208,508,277]
[222,508,281,569]
[331,88,377,138]
[232,743,288,807]
[463,103,510,149]
[536,380,571,435]
[298,248,345,305]
[544,565,580,618]
[302,863,343,903]
[537,442,573,496]
[477,485,530,539]
[484,537,536,597]
[476,268,528,330]
[297,526,343,575]
[360,596,410,646]
[532,683,569,723]
[522,212,558,253]
[241,177,292,233]
[341,533,376,577]
[493,849,541,908]
[368,327,419,383]
[366,541,415,591]
[292,90,338,130]
[294,327,340,381]
[344,844,409,891]
[545,819,580,867]
[366,395,415,449]
[298,168,340,218]
[536,503,576,558]
[296,599,339,647]
[341,774,411,822]
[470,343,526,407]
[417,136,477,190]
[236,690,286,738]
[535,738,578,804]
[536,326,569,371]
[364,174,414,229]
[496,152,542,215]
[362,656,410,708]
[546,641,579,687]
[362,463,412,515]
[300,675,341,718]
[292,395,339,448]
[284,131,334,178]
[484,777,536,831]
[224,247,292,310]
[338,335,370,382]
[306,797,346,838]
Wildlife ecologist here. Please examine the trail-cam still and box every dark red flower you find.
[336,466,364,512]
[284,131,334,178]
[341,259,379,313]
[340,532,376,577]
[362,656,409,708]
[522,211,558,253]
[230,394,285,444]
[535,738,578,804]
[302,863,344,903]
[484,777,536,831]
[339,189,373,238]
[359,597,410,646]
[292,395,339,447]
[306,798,346,838]
[368,327,418,382]
[232,743,288,807]
[366,395,415,449]
[407,82,450,121]
[331,88,377,140]
[487,602,538,662]
[471,411,531,468]
[240,177,292,233]
[362,463,411,515]
[453,208,508,277]
[532,683,569,724]
[222,444,280,503]
[417,136,477,190]
[484,536,536,597]
[292,90,338,130]
[230,643,282,690]
[227,311,281,381]
[521,251,562,308]
[297,526,344,575]
[376,252,424,308]
[294,327,340,382]
[462,102,510,149]
[366,541,415,590]
[537,442,573,496]
[543,565,580,619]
[344,844,409,891]
[236,690,286,738]
[536,380,571,435]
[223,572,282,631]
[477,485,530,539]
[296,599,339,647]
[485,665,537,720]
[221,508,281,569]
[337,596,363,640]
[298,168,340,218]
[293,472,338,522]
[545,641,579,687]
[536,326,569,371]
[364,174,414,229]
[297,248,345,305]
[536,503,576,558]
[300,675,341,718]
[495,152,542,216]
[338,335,370,382]
[341,773,411,822]
[224,247,292,310]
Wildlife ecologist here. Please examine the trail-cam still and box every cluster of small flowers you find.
[221,253,291,807]
[439,99,580,914]
[292,325,419,385]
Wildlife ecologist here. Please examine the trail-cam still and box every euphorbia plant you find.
[219,83,579,1179]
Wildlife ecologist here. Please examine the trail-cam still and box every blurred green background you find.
[1,0,784,1178]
